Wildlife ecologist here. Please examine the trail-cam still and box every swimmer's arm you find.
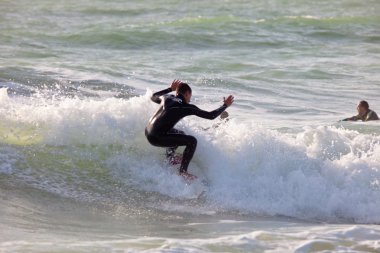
[342,115,360,121]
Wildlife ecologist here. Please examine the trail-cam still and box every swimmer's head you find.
[357,100,369,116]
[177,82,192,103]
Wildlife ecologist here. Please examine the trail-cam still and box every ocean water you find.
[1,0,380,252]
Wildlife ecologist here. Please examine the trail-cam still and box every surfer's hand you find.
[223,95,234,107]
[171,79,182,91]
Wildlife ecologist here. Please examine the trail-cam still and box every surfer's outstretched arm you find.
[187,95,234,120]
[150,79,182,104]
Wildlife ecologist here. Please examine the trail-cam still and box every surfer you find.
[145,79,234,180]
[342,101,379,122]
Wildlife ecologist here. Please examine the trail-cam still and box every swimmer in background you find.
[342,101,379,122]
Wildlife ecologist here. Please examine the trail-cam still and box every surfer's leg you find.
[165,129,185,158]
[147,132,197,173]
[162,134,197,173]
[179,135,197,173]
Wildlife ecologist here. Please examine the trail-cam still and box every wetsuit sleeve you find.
[151,88,172,104]
[342,115,360,121]
[187,104,228,120]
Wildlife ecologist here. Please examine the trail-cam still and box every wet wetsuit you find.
[145,87,228,173]
[343,109,379,122]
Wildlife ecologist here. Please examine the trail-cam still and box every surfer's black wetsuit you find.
[145,87,228,173]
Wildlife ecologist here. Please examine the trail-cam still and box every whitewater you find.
[1,0,380,252]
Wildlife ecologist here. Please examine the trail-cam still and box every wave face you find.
[1,88,379,224]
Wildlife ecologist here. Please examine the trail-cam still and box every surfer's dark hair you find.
[177,82,192,95]
[359,100,369,110]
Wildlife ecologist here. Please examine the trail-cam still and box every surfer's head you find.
[177,82,192,103]
[357,100,369,116]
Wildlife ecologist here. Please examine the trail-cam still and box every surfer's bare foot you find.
[180,171,197,181]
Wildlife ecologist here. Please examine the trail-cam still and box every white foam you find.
[0,88,10,102]
[1,89,380,223]
[1,225,379,253]
[197,121,380,222]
